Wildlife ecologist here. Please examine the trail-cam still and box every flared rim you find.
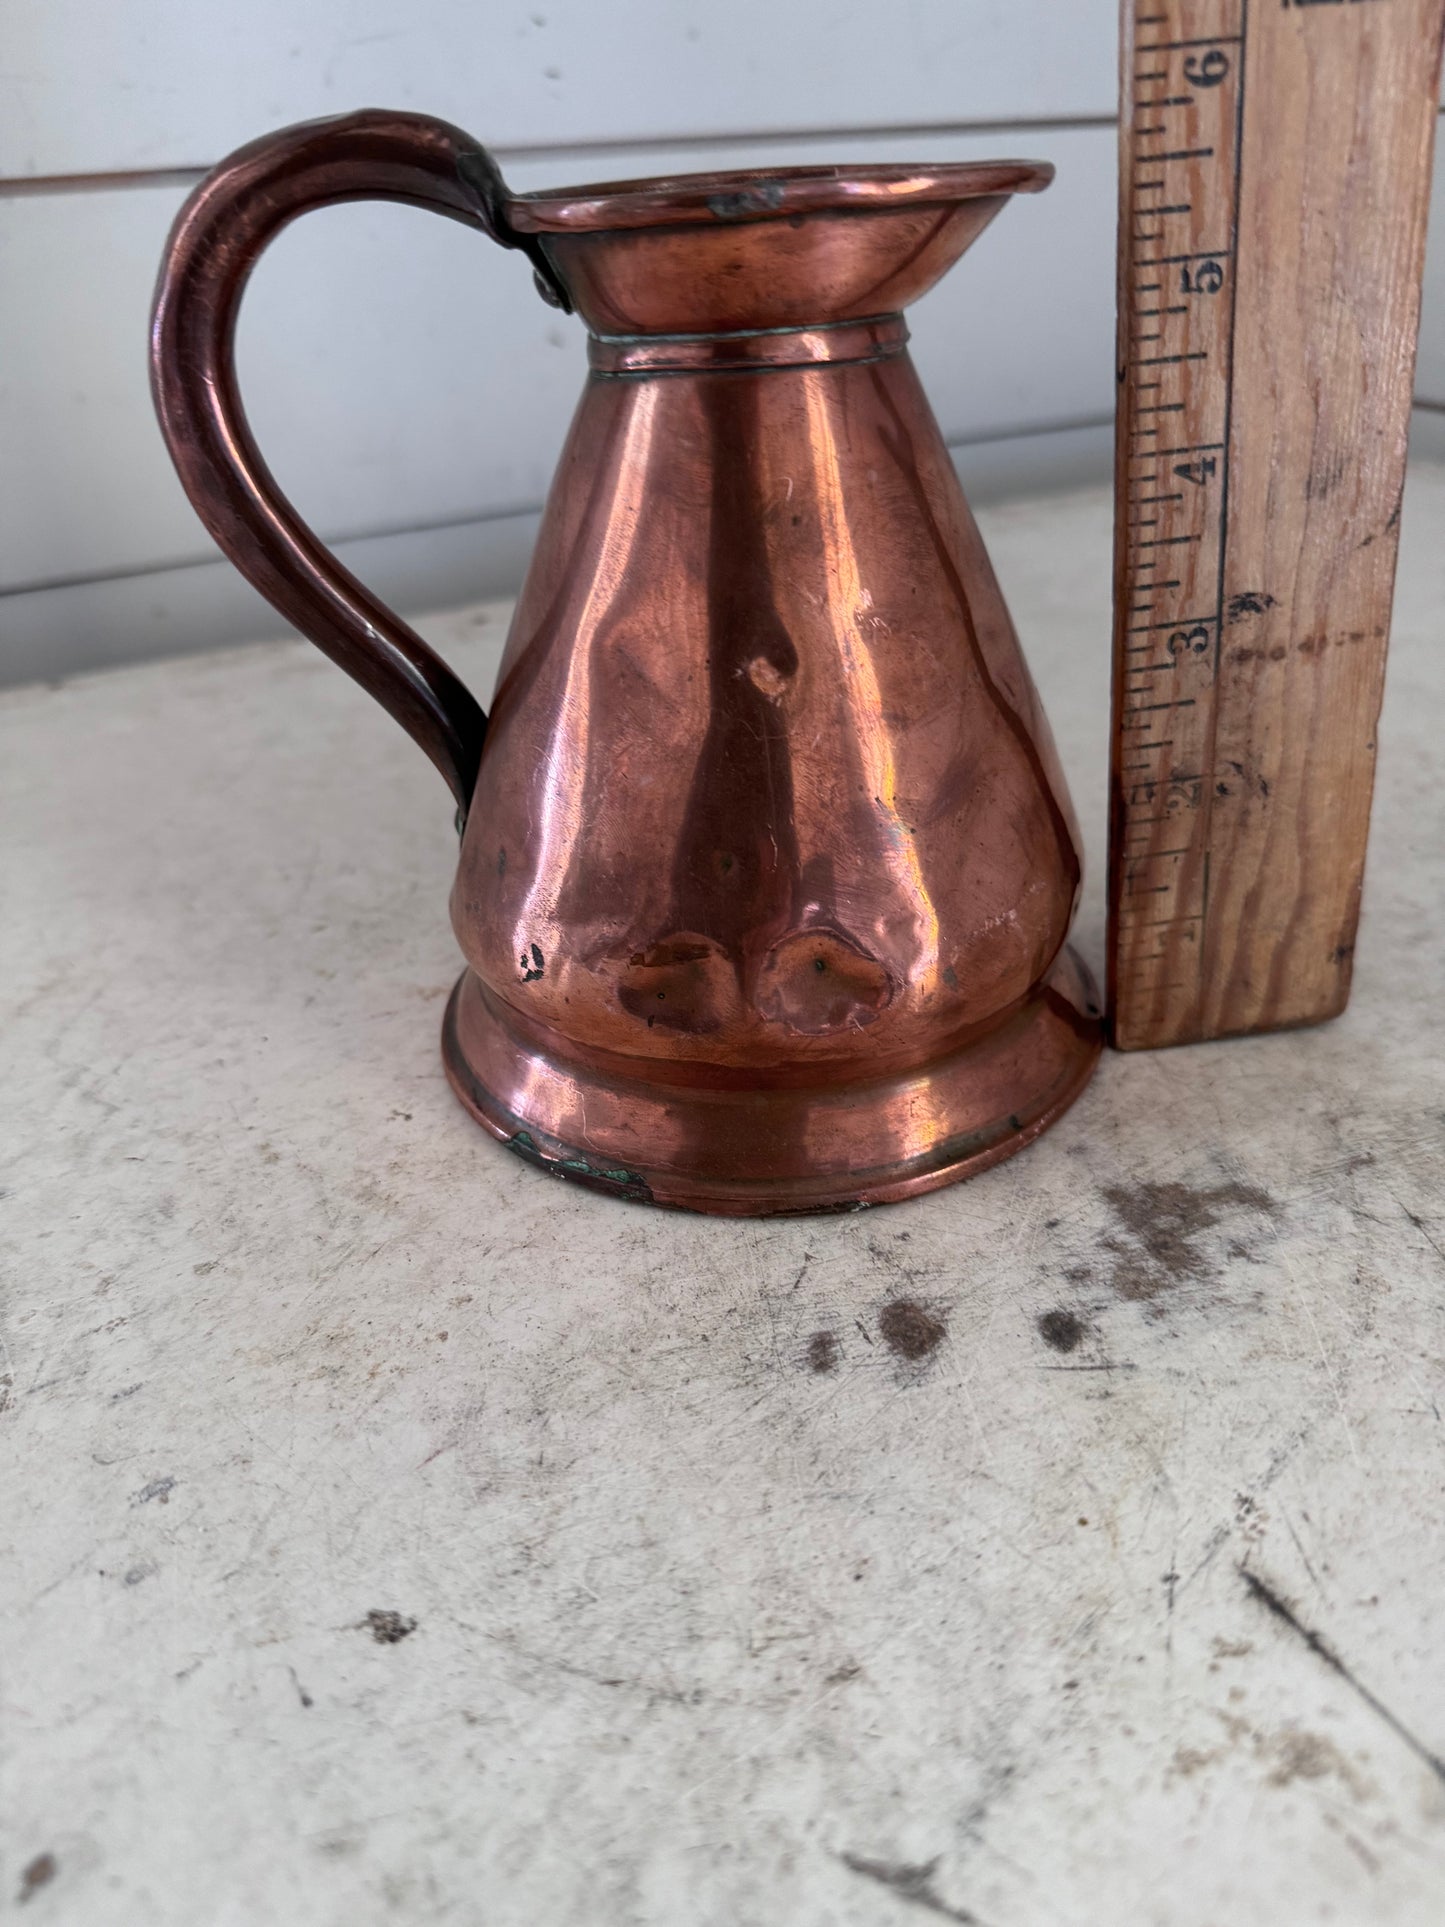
[506,158,1054,234]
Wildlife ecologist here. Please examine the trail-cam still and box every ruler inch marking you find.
[1139,34,1242,50]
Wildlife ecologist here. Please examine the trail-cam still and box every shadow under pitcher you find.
[150,109,1101,1215]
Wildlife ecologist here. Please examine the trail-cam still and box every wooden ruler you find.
[1109,0,1445,1050]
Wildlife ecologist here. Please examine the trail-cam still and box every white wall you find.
[1,1,1441,684]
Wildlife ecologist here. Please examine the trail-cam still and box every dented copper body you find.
[151,110,1101,1214]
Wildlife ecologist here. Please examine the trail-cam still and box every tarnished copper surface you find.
[587,314,909,378]
[506,159,1053,232]
[150,110,1100,1215]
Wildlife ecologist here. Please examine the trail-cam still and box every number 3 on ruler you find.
[1182,49,1231,86]
[1166,626,1212,659]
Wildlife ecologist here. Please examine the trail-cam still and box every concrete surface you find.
[3,470,1444,1926]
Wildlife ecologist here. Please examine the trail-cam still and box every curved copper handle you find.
[149,109,568,811]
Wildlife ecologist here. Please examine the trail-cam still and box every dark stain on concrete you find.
[18,1854,57,1903]
[878,1298,946,1360]
[1266,1729,1360,1789]
[806,1330,839,1374]
[363,1610,418,1645]
[1037,1308,1087,1353]
[839,1851,980,1923]
[1100,1179,1278,1300]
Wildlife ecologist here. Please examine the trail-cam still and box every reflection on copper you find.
[797,373,941,986]
[150,110,1100,1215]
[516,378,661,948]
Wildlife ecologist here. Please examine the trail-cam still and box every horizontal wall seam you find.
[6,401,1442,600]
[0,115,1123,197]
[2,101,1442,196]
[0,414,1118,600]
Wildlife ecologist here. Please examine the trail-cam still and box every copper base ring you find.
[441,949,1102,1217]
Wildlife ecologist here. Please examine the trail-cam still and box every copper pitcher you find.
[151,110,1101,1215]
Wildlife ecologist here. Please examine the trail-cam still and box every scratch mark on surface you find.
[1039,1361,1138,1373]
[675,1547,977,1811]
[25,1552,93,1609]
[839,1851,984,1923]
[1181,1520,1232,1592]
[1241,1567,1445,1785]
[1394,1194,1445,1270]
[1279,1504,1325,1596]
[132,1475,176,1505]
[487,1632,702,1706]
[1271,1225,1367,1484]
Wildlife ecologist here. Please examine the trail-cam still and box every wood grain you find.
[1110,0,1445,1050]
